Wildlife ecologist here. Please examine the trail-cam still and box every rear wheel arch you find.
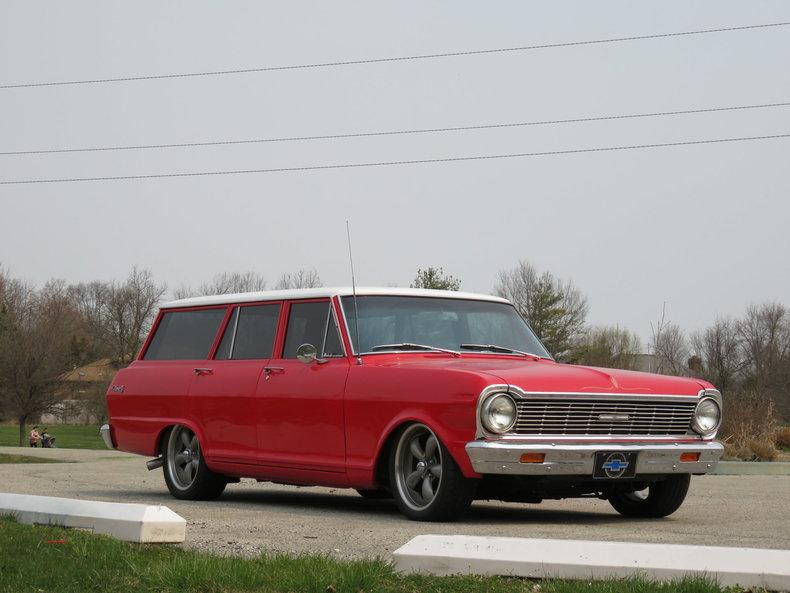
[161,423,226,500]
[155,425,175,456]
[155,421,207,457]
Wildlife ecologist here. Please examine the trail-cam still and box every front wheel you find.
[162,425,227,500]
[608,474,690,518]
[389,423,477,521]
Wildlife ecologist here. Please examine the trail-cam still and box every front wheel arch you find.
[372,416,471,489]
[388,421,477,521]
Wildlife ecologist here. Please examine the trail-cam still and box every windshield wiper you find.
[460,343,545,360]
[369,343,460,357]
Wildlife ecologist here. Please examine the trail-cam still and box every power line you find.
[2,22,788,89]
[2,101,788,156]
[1,133,787,185]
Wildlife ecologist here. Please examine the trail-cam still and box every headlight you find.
[481,393,517,434]
[692,397,721,436]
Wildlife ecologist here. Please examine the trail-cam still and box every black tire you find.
[356,488,391,500]
[389,423,477,521]
[608,474,690,518]
[162,425,227,501]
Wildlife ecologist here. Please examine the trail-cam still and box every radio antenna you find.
[346,220,362,364]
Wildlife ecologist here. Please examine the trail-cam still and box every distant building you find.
[39,359,118,424]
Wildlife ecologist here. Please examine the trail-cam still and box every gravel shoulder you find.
[2,446,788,558]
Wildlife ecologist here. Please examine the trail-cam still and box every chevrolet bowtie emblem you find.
[597,414,630,422]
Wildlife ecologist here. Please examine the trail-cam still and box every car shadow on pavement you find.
[88,487,627,525]
[465,503,625,525]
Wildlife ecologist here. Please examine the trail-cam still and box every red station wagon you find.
[102,287,724,521]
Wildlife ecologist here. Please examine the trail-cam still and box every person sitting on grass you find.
[29,426,41,448]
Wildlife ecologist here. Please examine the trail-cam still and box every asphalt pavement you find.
[2,446,788,558]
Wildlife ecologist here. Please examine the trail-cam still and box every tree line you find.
[415,263,790,456]
[0,266,319,444]
[1,262,787,448]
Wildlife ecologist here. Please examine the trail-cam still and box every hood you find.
[375,355,707,396]
[481,360,706,395]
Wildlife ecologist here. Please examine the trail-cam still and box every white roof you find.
[161,286,510,309]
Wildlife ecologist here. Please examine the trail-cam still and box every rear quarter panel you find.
[107,361,196,456]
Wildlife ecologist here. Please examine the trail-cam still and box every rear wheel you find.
[608,474,690,518]
[162,425,226,500]
[389,423,477,521]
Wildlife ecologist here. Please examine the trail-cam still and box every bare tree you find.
[650,305,689,376]
[690,317,744,394]
[0,280,84,445]
[174,271,267,299]
[410,267,461,291]
[737,302,790,419]
[571,325,643,370]
[274,269,322,290]
[738,303,790,388]
[69,267,165,364]
[494,260,588,360]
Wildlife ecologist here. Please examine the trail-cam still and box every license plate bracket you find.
[593,451,638,479]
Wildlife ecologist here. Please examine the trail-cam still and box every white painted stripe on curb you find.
[0,493,186,543]
[392,535,790,590]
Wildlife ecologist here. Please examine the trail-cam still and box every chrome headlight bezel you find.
[480,392,517,435]
[692,393,722,437]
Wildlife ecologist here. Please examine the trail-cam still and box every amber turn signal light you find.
[679,452,700,462]
[519,453,546,464]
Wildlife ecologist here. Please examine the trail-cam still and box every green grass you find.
[0,453,66,464]
[0,424,104,450]
[0,518,760,593]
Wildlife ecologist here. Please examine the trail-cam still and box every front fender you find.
[350,408,481,487]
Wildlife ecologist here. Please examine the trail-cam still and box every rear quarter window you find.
[144,308,226,360]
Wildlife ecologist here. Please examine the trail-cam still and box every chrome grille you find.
[514,397,696,436]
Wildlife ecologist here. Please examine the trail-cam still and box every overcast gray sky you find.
[1,1,789,343]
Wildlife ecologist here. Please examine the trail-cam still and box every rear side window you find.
[215,304,280,360]
[144,309,226,360]
[283,301,344,358]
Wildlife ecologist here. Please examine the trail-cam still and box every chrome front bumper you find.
[465,440,724,476]
[100,424,116,450]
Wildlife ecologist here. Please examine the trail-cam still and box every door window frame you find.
[274,298,347,360]
[209,301,284,360]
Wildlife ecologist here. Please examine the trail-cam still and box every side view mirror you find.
[296,343,327,365]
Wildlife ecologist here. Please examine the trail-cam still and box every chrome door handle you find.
[194,368,213,376]
[263,366,285,380]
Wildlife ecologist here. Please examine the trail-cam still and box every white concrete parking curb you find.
[0,493,186,543]
[392,535,790,590]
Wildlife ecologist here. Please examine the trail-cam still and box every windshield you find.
[341,296,551,358]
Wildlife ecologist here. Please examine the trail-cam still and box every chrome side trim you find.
[227,307,240,359]
[337,295,357,356]
[512,388,700,401]
[321,300,347,358]
[100,424,115,450]
[466,439,724,476]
